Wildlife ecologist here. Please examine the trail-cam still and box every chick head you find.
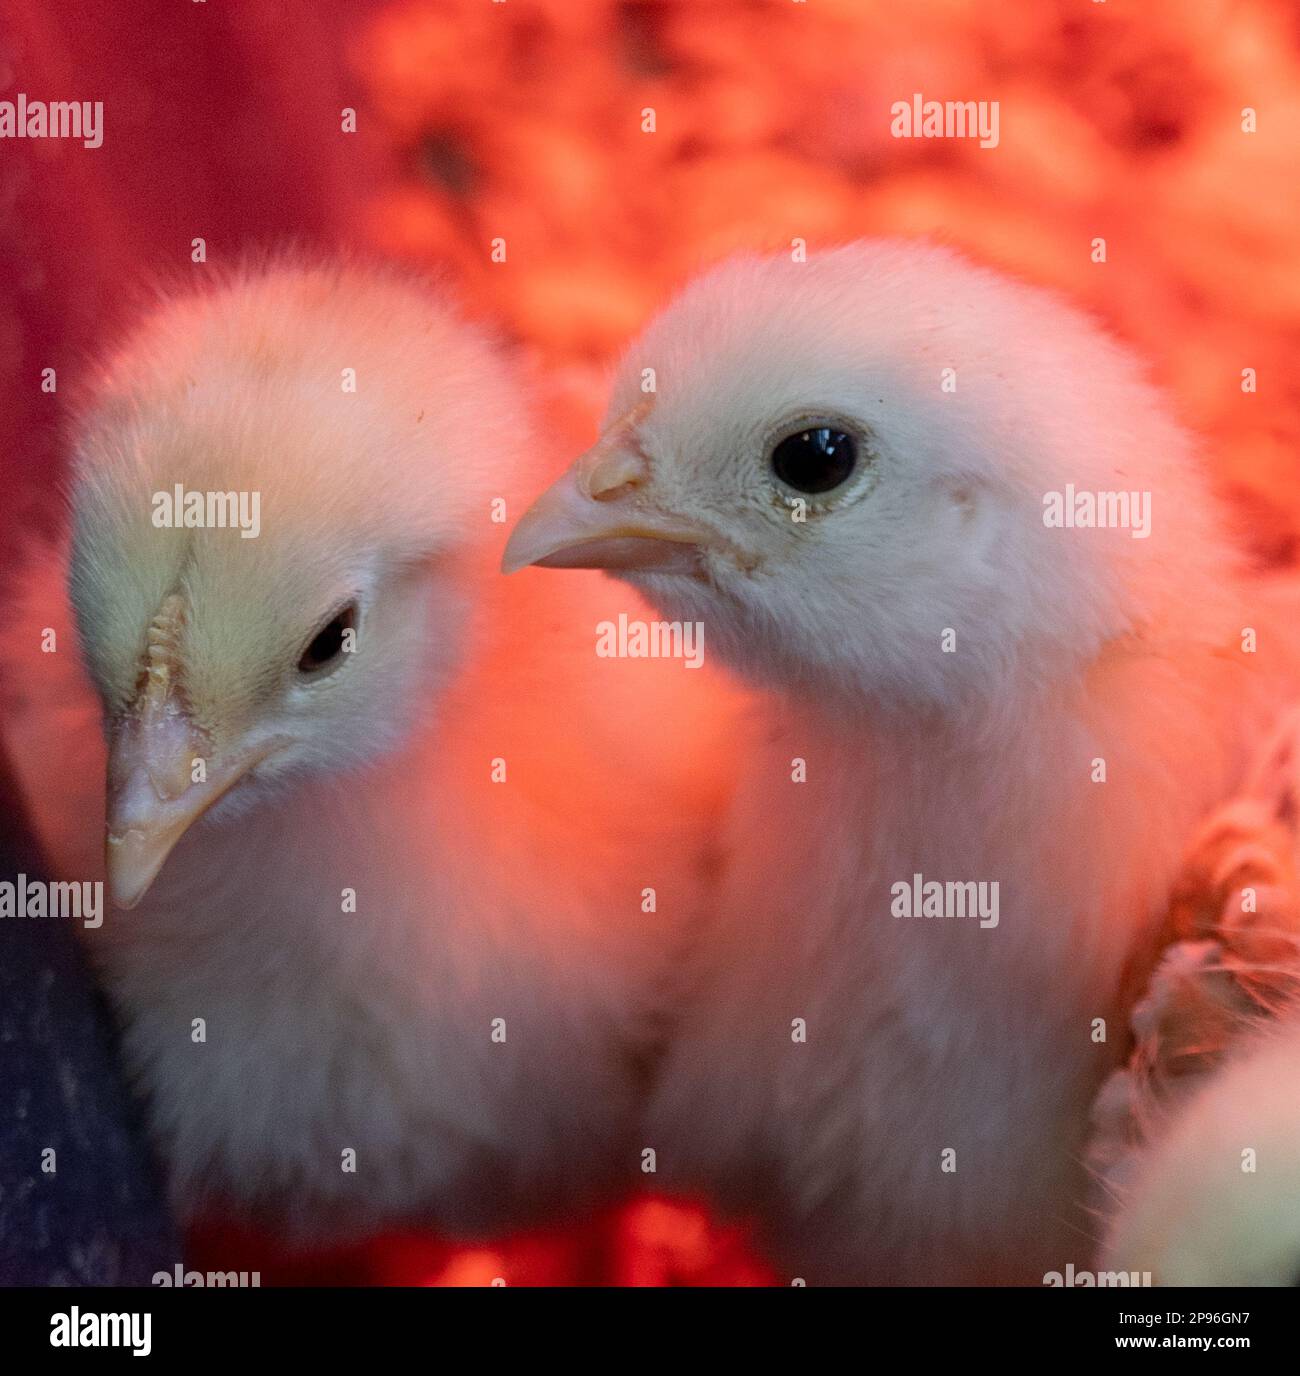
[506,242,1223,709]
[69,261,524,907]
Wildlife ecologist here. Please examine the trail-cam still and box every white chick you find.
[2,260,719,1243]
[503,241,1300,1283]
[1095,707,1300,1284]
[1099,1016,1300,1286]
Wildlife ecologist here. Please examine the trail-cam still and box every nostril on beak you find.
[583,448,649,502]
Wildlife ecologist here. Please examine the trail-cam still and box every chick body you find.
[506,241,1300,1283]
[3,262,724,1240]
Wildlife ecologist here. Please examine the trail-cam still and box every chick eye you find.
[770,427,857,495]
[298,603,357,676]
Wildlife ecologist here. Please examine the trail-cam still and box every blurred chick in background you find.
[1094,706,1300,1284]
[2,260,725,1242]
[1100,1015,1300,1285]
[505,240,1300,1283]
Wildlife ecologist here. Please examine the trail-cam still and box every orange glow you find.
[190,1198,775,1286]
[356,0,1300,558]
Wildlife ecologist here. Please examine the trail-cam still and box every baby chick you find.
[504,241,1300,1283]
[1099,1015,1300,1286]
[1095,707,1300,1284]
[3,260,719,1243]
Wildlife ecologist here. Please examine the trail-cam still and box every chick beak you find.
[105,708,282,910]
[503,401,718,575]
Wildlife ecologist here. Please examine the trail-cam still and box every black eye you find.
[770,427,857,495]
[298,603,357,675]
